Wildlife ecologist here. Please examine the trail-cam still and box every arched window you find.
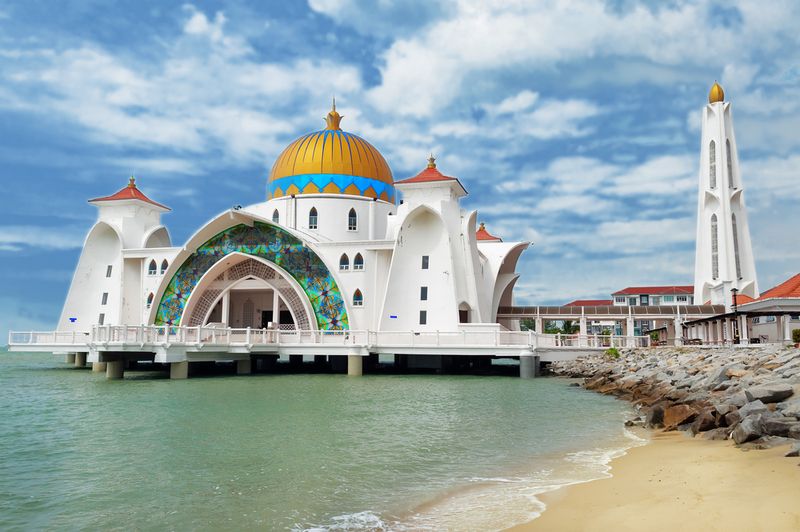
[353,253,364,270]
[348,208,357,231]
[309,207,318,229]
[339,254,349,271]
[711,214,719,280]
[732,214,742,279]
[353,289,363,307]
[709,140,717,189]
[148,259,157,275]
[160,259,168,274]
[272,209,280,224]
[726,139,734,189]
[146,292,154,309]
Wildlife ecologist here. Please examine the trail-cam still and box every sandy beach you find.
[513,431,800,532]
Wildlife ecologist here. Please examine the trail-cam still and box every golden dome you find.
[268,101,395,202]
[709,81,725,104]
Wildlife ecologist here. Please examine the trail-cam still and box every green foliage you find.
[600,328,613,336]
[605,347,620,359]
[649,331,660,342]
[561,320,580,334]
[520,318,536,332]
[793,328,800,344]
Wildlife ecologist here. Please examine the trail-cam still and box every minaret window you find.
[726,139,735,189]
[353,289,363,307]
[353,253,364,270]
[421,255,429,269]
[711,214,719,280]
[272,209,280,224]
[101,292,108,305]
[106,265,113,277]
[146,292,154,309]
[348,208,358,231]
[732,214,742,279]
[148,260,157,275]
[309,207,318,229]
[160,260,168,274]
[339,254,349,271]
[709,140,717,189]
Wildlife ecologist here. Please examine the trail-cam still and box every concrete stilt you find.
[237,358,252,375]
[520,355,539,379]
[65,353,76,364]
[106,360,124,380]
[170,361,189,380]
[347,355,363,376]
[74,352,87,367]
[92,362,107,373]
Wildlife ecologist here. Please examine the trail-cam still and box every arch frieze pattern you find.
[154,222,348,330]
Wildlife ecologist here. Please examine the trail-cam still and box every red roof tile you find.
[755,273,800,300]
[732,293,756,304]
[612,285,694,296]
[89,177,170,210]
[476,222,502,242]
[564,299,613,307]
[394,156,458,185]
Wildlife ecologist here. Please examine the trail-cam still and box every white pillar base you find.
[92,362,107,373]
[65,353,76,364]
[74,352,86,368]
[237,359,252,375]
[347,355,363,376]
[106,360,124,380]
[170,361,189,380]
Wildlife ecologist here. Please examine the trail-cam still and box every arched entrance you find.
[182,255,315,330]
[153,221,349,330]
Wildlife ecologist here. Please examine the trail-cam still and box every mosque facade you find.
[57,103,529,343]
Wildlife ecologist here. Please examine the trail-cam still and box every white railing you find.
[8,327,651,350]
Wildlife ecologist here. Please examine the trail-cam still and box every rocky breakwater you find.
[553,345,800,453]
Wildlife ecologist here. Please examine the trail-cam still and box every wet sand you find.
[511,431,800,532]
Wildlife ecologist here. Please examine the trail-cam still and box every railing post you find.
[246,327,251,345]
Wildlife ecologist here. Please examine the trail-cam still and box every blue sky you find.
[2,0,800,338]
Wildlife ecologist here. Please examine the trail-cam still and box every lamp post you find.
[731,288,740,344]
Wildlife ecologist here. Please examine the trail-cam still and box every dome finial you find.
[427,153,436,169]
[709,80,725,104]
[325,98,343,130]
[128,175,136,188]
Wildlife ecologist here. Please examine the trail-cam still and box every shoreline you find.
[509,429,800,531]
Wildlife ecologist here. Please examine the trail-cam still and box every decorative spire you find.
[709,80,725,104]
[479,222,486,231]
[325,98,343,130]
[427,153,436,169]
[128,175,136,188]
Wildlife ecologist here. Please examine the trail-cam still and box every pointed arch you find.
[353,253,364,270]
[272,209,280,224]
[353,289,363,307]
[709,140,717,189]
[732,214,742,280]
[148,259,157,275]
[146,292,154,309]
[339,253,349,270]
[711,214,719,280]
[309,207,318,229]
[726,139,734,189]
[348,207,357,231]
[160,259,168,274]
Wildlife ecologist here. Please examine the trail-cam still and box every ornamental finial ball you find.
[325,99,343,130]
[427,153,436,169]
[709,81,725,104]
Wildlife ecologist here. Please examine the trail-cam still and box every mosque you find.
[48,101,530,377]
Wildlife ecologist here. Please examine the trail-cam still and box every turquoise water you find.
[0,353,641,531]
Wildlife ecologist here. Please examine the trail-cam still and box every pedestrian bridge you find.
[8,325,650,379]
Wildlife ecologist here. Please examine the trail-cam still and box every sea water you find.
[0,353,643,531]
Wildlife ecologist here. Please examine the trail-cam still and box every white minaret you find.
[693,82,758,307]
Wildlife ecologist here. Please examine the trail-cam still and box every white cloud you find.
[0,226,86,251]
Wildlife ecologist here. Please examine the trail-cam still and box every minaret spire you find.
[693,82,758,307]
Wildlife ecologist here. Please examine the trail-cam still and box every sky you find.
[1,0,800,338]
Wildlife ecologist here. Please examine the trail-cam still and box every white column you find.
[626,316,635,347]
[368,199,376,240]
[673,318,682,346]
[579,316,588,347]
[347,354,363,376]
[535,317,543,334]
[170,361,188,379]
[222,291,231,326]
[783,315,793,344]
[723,318,731,344]
[92,362,107,373]
[237,358,252,375]
[106,360,124,380]
[272,291,280,326]
[739,315,749,343]
[65,353,76,364]
[74,352,86,367]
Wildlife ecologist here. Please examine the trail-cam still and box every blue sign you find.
[69,317,77,323]
[389,315,397,319]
